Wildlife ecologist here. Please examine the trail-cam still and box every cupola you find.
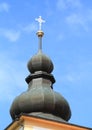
[10,16,71,122]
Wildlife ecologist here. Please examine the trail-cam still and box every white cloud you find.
[66,13,82,24]
[57,33,64,41]
[0,2,10,12]
[57,0,82,11]
[65,9,92,32]
[56,0,92,32]
[65,73,81,83]
[56,72,81,85]
[22,22,37,33]
[0,54,27,102]
[0,22,38,42]
[66,13,88,31]
[0,29,20,42]
[87,9,92,22]
[57,0,67,10]
[67,0,82,8]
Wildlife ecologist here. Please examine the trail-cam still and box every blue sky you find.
[0,0,92,129]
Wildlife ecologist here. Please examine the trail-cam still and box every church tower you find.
[5,17,90,130]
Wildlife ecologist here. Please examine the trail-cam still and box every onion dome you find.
[27,51,53,74]
[28,30,54,74]
[10,77,71,121]
[10,16,71,122]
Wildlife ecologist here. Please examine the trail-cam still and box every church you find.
[5,16,91,130]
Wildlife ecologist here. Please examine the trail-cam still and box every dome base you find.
[21,112,67,123]
[25,71,55,84]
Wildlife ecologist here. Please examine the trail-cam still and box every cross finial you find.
[35,16,45,30]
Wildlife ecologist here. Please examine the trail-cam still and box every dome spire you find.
[10,17,71,122]
[35,16,45,52]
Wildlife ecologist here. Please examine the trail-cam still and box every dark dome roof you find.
[27,51,53,74]
[10,27,71,122]
[10,79,71,121]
